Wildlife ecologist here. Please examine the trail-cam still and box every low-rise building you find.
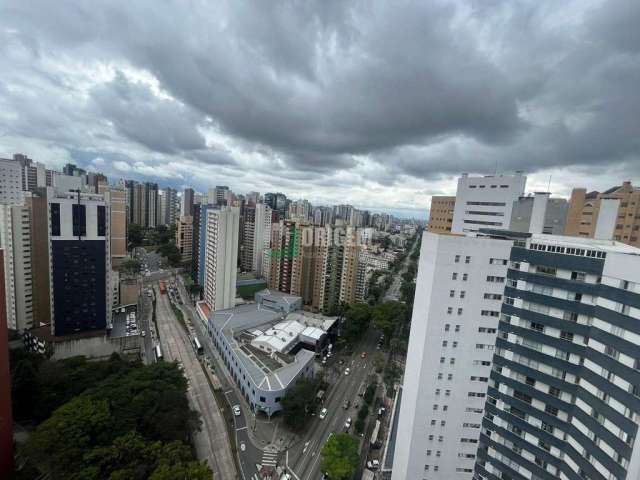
[197,289,337,416]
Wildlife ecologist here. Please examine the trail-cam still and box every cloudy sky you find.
[1,0,638,218]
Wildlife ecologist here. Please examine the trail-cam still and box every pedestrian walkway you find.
[260,450,279,468]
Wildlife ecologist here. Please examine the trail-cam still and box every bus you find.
[370,419,381,448]
[192,336,203,355]
[155,344,163,361]
[159,281,166,295]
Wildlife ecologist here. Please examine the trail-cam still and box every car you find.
[361,352,367,359]
[141,330,146,337]
[321,357,327,365]
[240,442,246,452]
[319,407,328,419]
[344,368,350,376]
[232,405,241,416]
[343,400,350,409]
[344,417,352,430]
[378,407,386,417]
[366,460,380,470]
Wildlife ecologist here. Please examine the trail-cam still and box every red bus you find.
[159,281,166,294]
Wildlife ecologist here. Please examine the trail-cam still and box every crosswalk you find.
[261,450,279,467]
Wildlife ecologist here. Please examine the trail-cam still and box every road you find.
[173,278,266,478]
[154,284,238,479]
[383,239,419,302]
[286,328,380,480]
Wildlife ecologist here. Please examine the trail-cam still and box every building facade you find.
[0,158,23,205]
[564,182,640,248]
[428,196,456,233]
[203,206,239,311]
[392,232,512,480]
[475,234,640,480]
[451,173,527,234]
[0,248,13,476]
[48,191,111,336]
[181,187,194,216]
[509,193,569,236]
[176,215,193,264]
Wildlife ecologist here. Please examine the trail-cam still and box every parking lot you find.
[111,305,144,338]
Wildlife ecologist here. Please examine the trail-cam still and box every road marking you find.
[236,426,247,432]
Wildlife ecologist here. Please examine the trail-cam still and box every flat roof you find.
[529,233,640,254]
[209,298,327,391]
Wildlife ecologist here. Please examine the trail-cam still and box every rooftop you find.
[208,290,335,391]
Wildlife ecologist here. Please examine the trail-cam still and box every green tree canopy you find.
[320,433,360,480]
[118,258,143,277]
[342,303,372,343]
[128,223,145,248]
[281,377,321,432]
[372,301,407,339]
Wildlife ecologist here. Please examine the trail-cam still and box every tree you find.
[320,433,360,480]
[128,224,145,249]
[372,301,407,340]
[157,243,182,267]
[342,303,372,343]
[357,404,369,421]
[373,353,385,373]
[281,377,320,432]
[118,258,143,277]
[364,384,376,405]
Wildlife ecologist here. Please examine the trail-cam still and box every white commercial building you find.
[203,206,240,311]
[451,172,526,234]
[0,158,23,205]
[254,203,272,278]
[392,232,512,480]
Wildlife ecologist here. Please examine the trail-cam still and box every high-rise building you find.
[288,199,312,222]
[29,190,51,327]
[0,248,13,476]
[564,181,640,248]
[240,203,273,277]
[475,234,640,480]
[100,185,127,266]
[176,215,193,264]
[339,228,362,305]
[49,191,110,336]
[145,182,159,228]
[159,187,179,226]
[509,192,569,235]
[13,153,47,192]
[181,187,195,216]
[203,207,239,311]
[391,232,513,480]
[265,192,287,220]
[0,158,23,205]
[268,220,299,294]
[428,196,456,233]
[208,186,230,206]
[451,172,527,234]
[246,191,260,206]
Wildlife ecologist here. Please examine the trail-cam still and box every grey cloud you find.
[1,0,639,199]
[90,71,206,154]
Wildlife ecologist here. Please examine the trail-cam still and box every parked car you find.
[361,351,367,358]
[232,405,241,417]
[343,400,350,409]
[367,460,380,470]
[319,408,328,420]
[344,417,352,430]
[344,368,350,376]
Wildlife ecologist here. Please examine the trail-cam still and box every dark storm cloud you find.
[90,71,207,154]
[1,0,639,193]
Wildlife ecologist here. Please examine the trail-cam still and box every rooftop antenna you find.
[494,159,498,175]
[547,175,552,193]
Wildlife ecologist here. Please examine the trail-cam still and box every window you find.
[437,373,443,380]
[536,265,557,276]
[560,331,574,342]
[481,310,500,317]
[444,324,450,331]
[447,374,453,380]
[426,450,432,456]
[486,276,505,283]
[452,341,458,348]
[433,404,438,410]
[455,255,460,263]
[460,291,466,299]
[431,419,436,426]
[442,341,448,347]
[605,345,620,360]
[447,307,453,314]
[549,386,561,398]
[50,203,61,236]
[72,203,87,237]
[97,205,106,236]
[465,256,471,264]
[545,405,559,416]
[530,322,544,332]
[484,293,502,300]
[450,290,455,298]
[440,357,445,364]
[452,272,458,280]
[457,308,463,315]
[450,358,455,365]
[462,273,468,281]
[455,325,461,332]
[428,435,434,441]
[443,405,448,412]
[571,271,586,282]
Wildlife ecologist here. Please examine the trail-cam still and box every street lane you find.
[154,284,238,479]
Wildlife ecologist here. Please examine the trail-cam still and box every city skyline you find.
[2,1,639,213]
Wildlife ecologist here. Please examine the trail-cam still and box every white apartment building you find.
[0,159,23,205]
[392,232,512,480]
[253,203,272,278]
[204,206,239,311]
[451,172,527,234]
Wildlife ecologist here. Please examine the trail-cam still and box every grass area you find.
[237,281,267,299]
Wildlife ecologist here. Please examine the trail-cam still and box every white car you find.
[232,405,241,416]
[344,417,352,430]
[344,368,350,376]
[367,459,380,470]
[319,407,328,420]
